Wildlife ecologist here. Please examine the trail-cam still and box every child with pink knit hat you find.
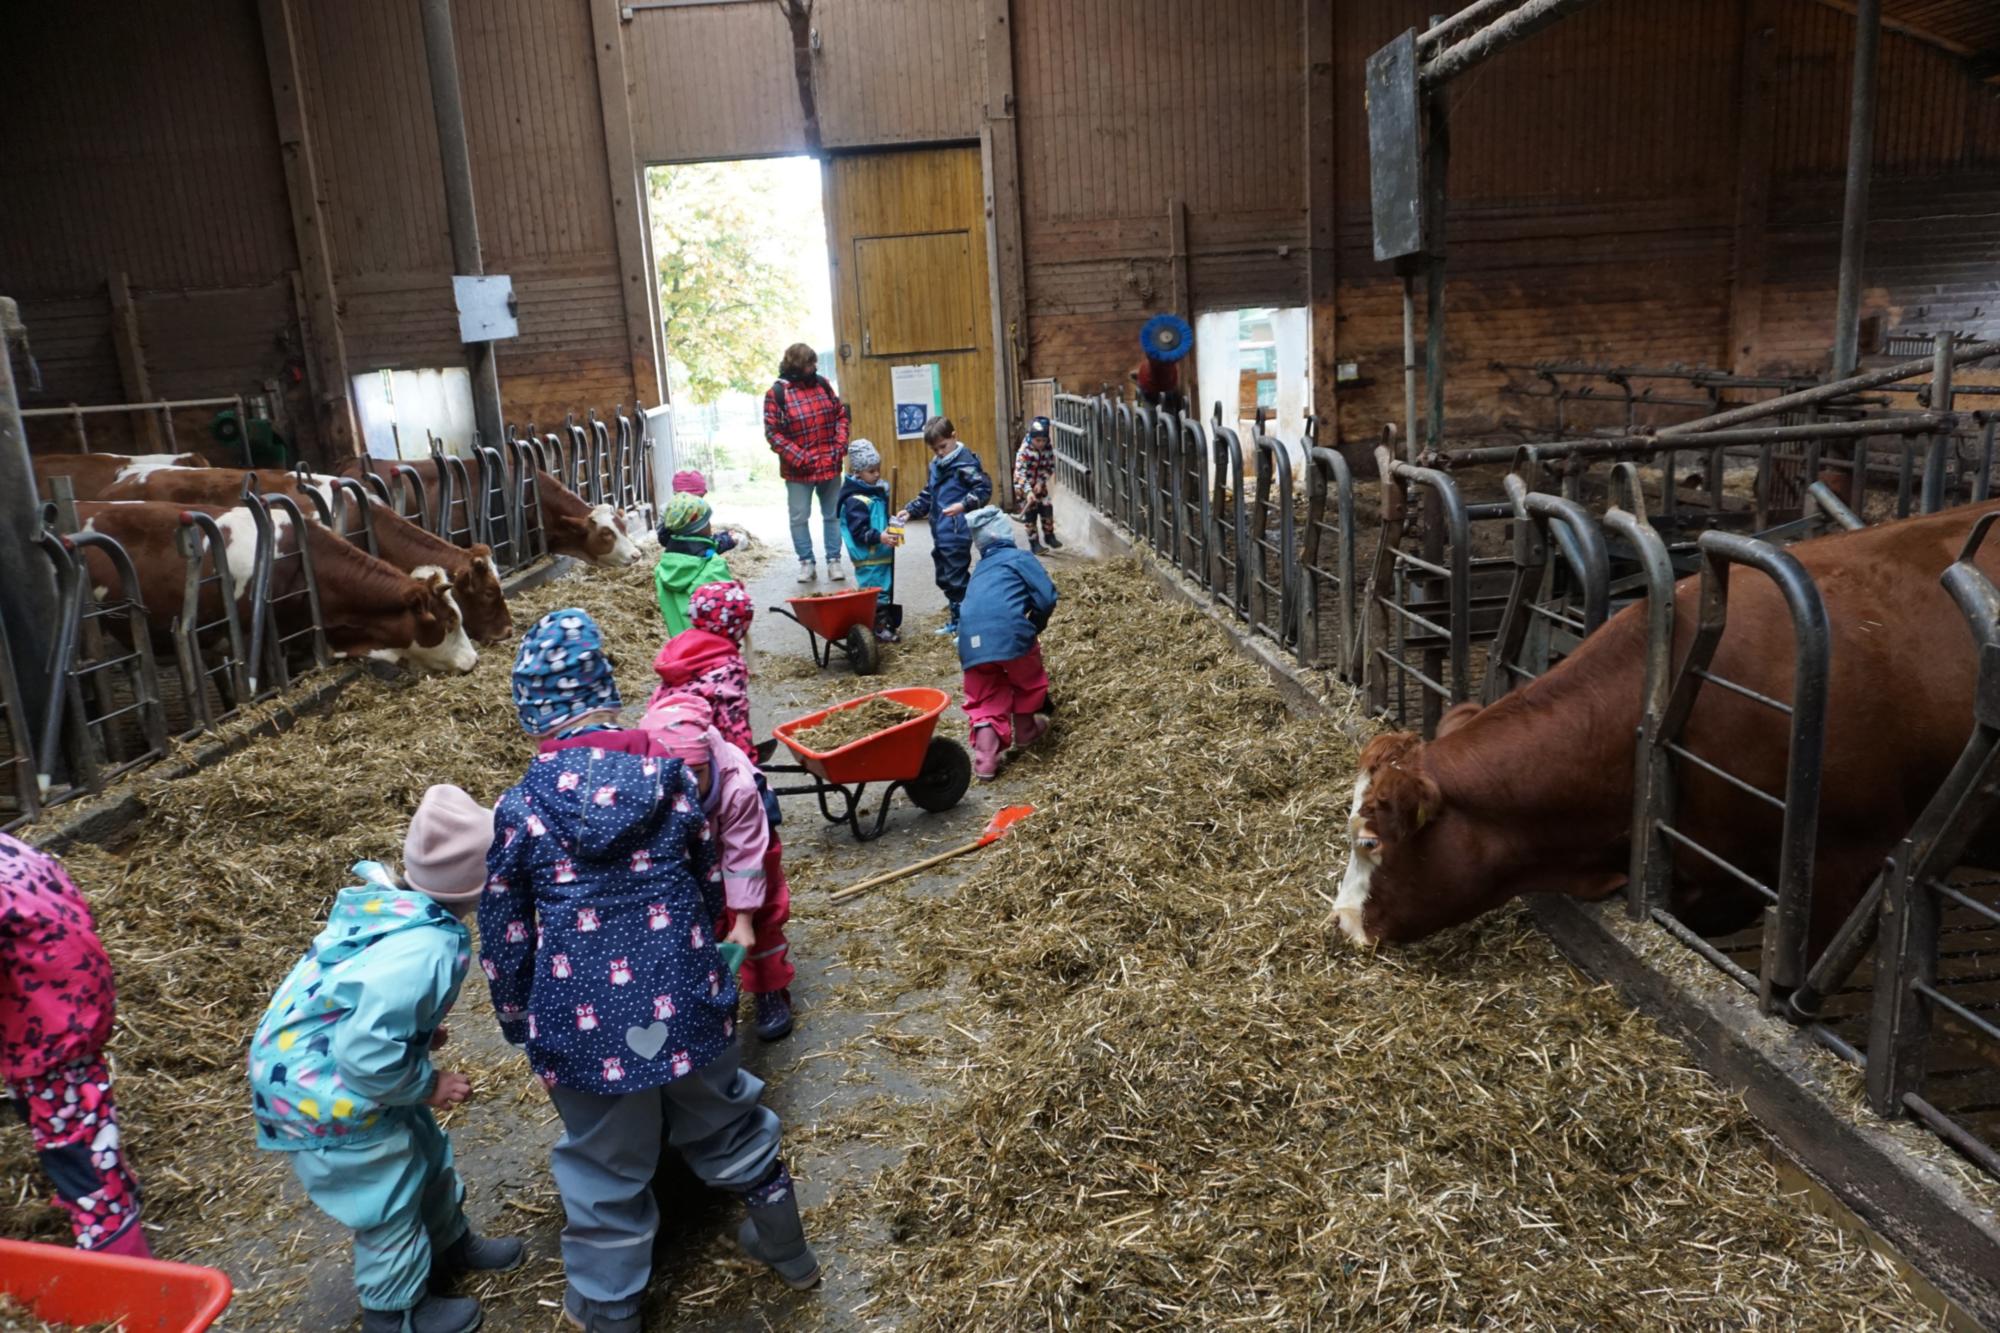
[641,694,799,1041]
[251,785,524,1333]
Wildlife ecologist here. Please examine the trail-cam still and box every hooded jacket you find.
[480,737,730,1095]
[647,631,753,761]
[0,833,116,1084]
[653,536,735,638]
[903,443,992,551]
[838,475,893,568]
[957,537,1060,669]
[250,864,470,1151]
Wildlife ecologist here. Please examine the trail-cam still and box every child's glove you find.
[715,529,739,554]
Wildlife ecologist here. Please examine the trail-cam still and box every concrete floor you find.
[272,490,1087,1331]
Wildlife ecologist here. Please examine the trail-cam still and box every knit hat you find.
[403,784,495,905]
[848,438,881,472]
[640,693,715,765]
[964,506,1015,551]
[660,492,712,537]
[1028,416,1051,439]
[671,469,709,497]
[690,580,754,644]
[511,608,622,735]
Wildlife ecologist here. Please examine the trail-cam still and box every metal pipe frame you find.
[1247,434,1299,652]
[475,441,517,572]
[31,530,83,799]
[1484,475,1610,702]
[1606,505,1677,922]
[1301,445,1359,678]
[1366,458,1474,735]
[1831,0,1881,377]
[1209,411,1250,620]
[245,491,328,695]
[0,607,39,828]
[1434,412,1954,468]
[1645,530,1830,1012]
[1421,0,1607,87]
[172,514,247,734]
[57,530,169,788]
[328,476,379,557]
[1658,340,2000,439]
[1177,413,1211,584]
[392,465,431,534]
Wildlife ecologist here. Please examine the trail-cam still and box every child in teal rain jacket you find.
[251,786,524,1333]
[838,438,899,641]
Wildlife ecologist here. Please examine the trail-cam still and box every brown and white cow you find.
[1336,501,2000,951]
[44,463,513,645]
[31,451,206,498]
[338,455,642,568]
[74,501,478,674]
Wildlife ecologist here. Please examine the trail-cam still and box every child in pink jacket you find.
[640,694,799,1042]
[0,833,149,1256]
[649,581,756,761]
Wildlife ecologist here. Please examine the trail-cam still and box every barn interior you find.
[4,0,2000,1329]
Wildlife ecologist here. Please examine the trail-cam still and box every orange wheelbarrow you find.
[769,587,883,675]
[0,1238,232,1332]
[757,686,971,841]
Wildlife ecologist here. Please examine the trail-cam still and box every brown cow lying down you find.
[1338,500,2000,952]
[337,455,642,568]
[75,501,478,675]
[46,463,513,645]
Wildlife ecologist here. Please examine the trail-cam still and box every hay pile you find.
[790,697,922,753]
[0,1297,116,1333]
[853,559,1938,1330]
[0,552,678,1325]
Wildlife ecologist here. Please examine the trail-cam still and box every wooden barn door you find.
[823,147,998,508]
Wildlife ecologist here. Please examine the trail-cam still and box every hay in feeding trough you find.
[851,558,1940,1330]
[790,696,923,753]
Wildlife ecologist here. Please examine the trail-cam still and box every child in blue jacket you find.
[957,508,1059,780]
[838,439,900,642]
[896,416,992,634]
[482,609,818,1333]
[251,785,524,1333]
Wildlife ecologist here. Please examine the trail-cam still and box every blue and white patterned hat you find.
[511,608,622,735]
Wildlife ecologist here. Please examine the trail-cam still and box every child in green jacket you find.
[654,492,735,637]
[250,786,524,1333]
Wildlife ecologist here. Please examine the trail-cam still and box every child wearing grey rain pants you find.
[481,609,818,1333]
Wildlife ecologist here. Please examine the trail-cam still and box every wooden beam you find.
[1305,0,1340,447]
[590,0,664,409]
[257,0,357,461]
[105,273,163,452]
[1727,0,1777,373]
[982,0,1028,435]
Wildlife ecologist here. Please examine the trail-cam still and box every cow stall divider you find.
[1247,433,1298,652]
[248,492,332,696]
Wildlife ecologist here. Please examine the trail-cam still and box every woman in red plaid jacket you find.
[764,343,851,584]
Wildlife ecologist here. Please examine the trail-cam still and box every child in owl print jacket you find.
[481,609,818,1333]
[250,785,524,1333]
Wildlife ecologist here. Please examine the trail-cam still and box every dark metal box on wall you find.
[1366,29,1425,262]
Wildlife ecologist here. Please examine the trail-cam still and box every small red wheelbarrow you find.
[0,1238,232,1332]
[769,587,883,675]
[758,686,971,841]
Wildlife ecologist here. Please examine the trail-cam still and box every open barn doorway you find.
[645,156,836,547]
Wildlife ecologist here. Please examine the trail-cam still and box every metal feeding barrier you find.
[1062,352,2000,1179]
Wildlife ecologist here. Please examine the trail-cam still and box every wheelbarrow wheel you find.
[905,737,972,813]
[845,624,881,675]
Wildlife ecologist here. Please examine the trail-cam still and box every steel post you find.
[1921,331,1953,513]
[0,322,61,784]
[418,0,505,452]
[1831,0,1881,377]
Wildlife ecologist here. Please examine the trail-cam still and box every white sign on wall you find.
[891,363,942,440]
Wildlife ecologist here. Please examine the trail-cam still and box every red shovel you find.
[829,804,1037,903]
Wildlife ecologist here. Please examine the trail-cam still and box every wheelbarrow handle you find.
[767,605,806,628]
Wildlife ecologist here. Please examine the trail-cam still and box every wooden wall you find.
[625,0,983,162]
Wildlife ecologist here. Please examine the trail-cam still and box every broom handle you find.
[830,836,986,902]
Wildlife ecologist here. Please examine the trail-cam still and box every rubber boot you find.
[971,723,1005,781]
[755,989,795,1041]
[432,1231,525,1292]
[935,602,961,636]
[361,1293,482,1333]
[874,606,899,644]
[1011,712,1048,752]
[1044,529,1064,549]
[561,1288,639,1333]
[93,1224,153,1260]
[1027,532,1044,555]
[735,1165,820,1290]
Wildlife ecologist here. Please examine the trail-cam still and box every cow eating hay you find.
[845,560,1939,1330]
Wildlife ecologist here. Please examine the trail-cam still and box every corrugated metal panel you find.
[628,3,805,161]
[0,2,296,297]
[1882,0,2000,56]
[817,0,983,148]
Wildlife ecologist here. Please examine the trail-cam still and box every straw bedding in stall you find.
[845,560,1939,1330]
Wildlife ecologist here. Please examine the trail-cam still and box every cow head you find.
[582,503,640,567]
[402,571,480,673]
[455,544,513,644]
